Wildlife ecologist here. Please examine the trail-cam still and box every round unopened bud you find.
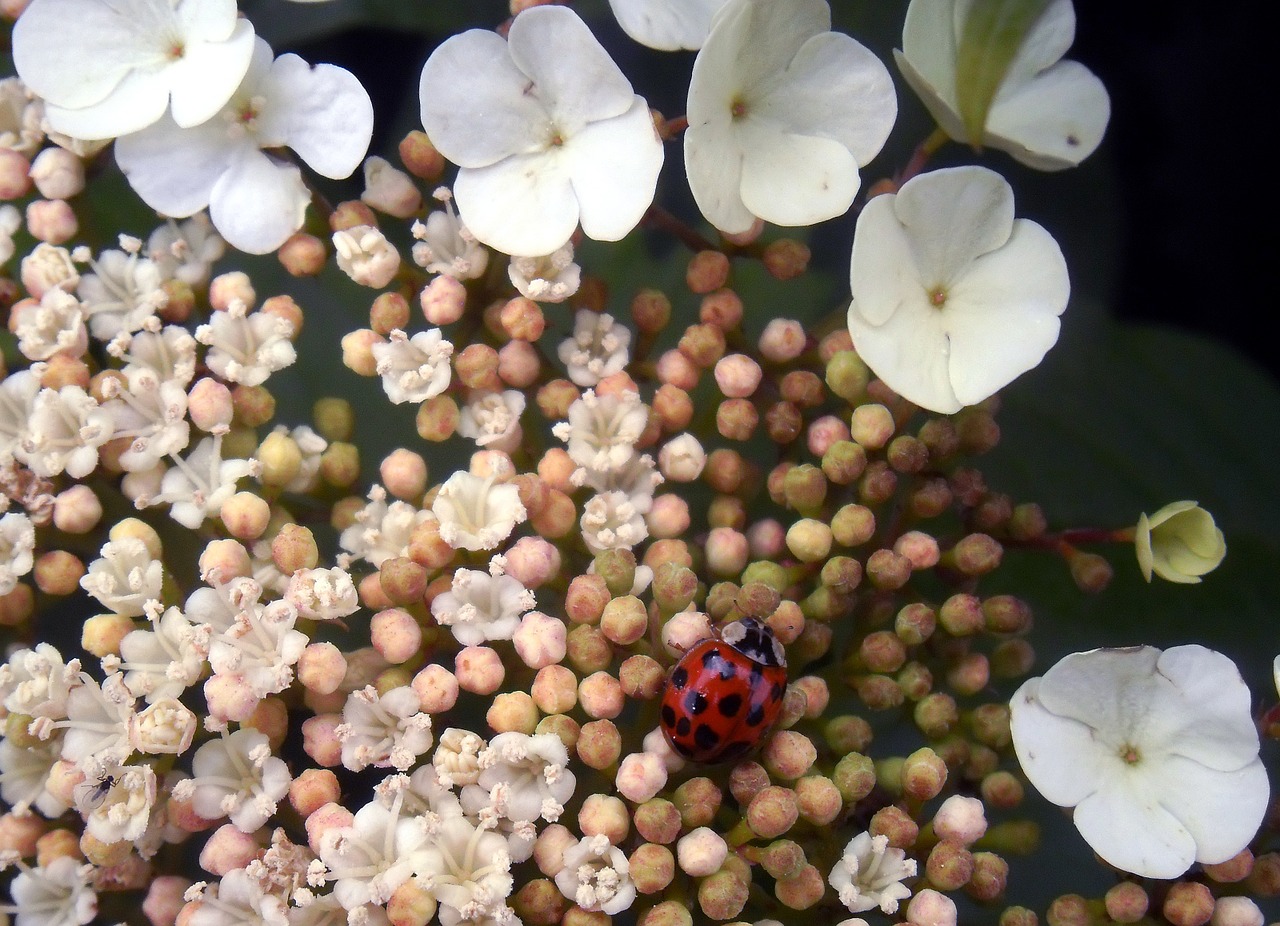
[634,799,682,846]
[52,485,102,534]
[697,869,748,922]
[487,691,538,734]
[869,803,918,849]
[850,403,895,449]
[616,751,668,803]
[1104,881,1149,924]
[676,827,728,877]
[786,519,832,563]
[1163,882,1214,926]
[933,794,987,845]
[34,550,84,596]
[80,613,132,657]
[686,250,729,294]
[576,719,621,770]
[761,730,816,781]
[907,888,958,926]
[26,198,77,244]
[411,664,458,714]
[629,843,675,895]
[1210,897,1263,926]
[578,793,629,845]
[925,840,974,890]
[831,504,876,547]
[747,786,798,839]
[714,354,762,398]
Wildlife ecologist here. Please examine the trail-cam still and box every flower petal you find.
[941,218,1067,405]
[607,0,727,51]
[42,70,172,141]
[1009,677,1113,807]
[419,29,552,168]
[899,0,959,103]
[1033,646,1161,751]
[991,0,1077,91]
[115,114,239,217]
[258,54,373,179]
[848,192,925,327]
[564,98,663,243]
[165,19,255,128]
[1072,768,1197,879]
[718,0,830,97]
[684,123,752,234]
[987,60,1111,170]
[453,153,578,257]
[209,150,310,254]
[738,126,860,227]
[847,280,960,413]
[892,166,1014,286]
[1141,753,1269,867]
[508,6,634,132]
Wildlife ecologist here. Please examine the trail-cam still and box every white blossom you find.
[432,473,527,553]
[114,606,209,702]
[0,511,36,596]
[0,736,71,818]
[458,391,526,454]
[412,189,490,280]
[79,762,156,844]
[419,5,663,256]
[895,0,1109,170]
[607,0,729,50]
[147,214,226,288]
[580,491,648,553]
[129,696,197,754]
[846,165,1068,414]
[335,225,402,289]
[11,0,254,140]
[508,245,581,304]
[572,450,662,513]
[0,370,42,465]
[372,328,454,405]
[206,592,308,703]
[0,204,22,267]
[79,536,164,617]
[319,795,432,910]
[0,856,97,926]
[553,389,648,475]
[55,673,136,775]
[187,868,289,926]
[554,834,635,915]
[100,367,191,472]
[433,728,486,789]
[109,324,199,387]
[115,37,374,254]
[196,302,297,386]
[558,310,631,388]
[0,76,45,155]
[430,566,535,647]
[338,486,433,569]
[829,832,916,915]
[76,246,167,341]
[684,0,896,233]
[1010,644,1269,879]
[473,732,576,824]
[188,729,292,832]
[287,566,359,622]
[11,289,88,362]
[416,813,514,921]
[20,242,79,299]
[137,435,258,529]
[0,643,80,718]
[336,685,434,772]
[20,385,114,479]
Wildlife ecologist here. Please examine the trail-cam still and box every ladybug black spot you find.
[675,717,691,737]
[661,705,676,727]
[700,648,721,667]
[719,740,753,761]
[746,704,766,727]
[694,724,720,751]
[670,666,689,690]
[770,683,785,702]
[684,690,708,715]
[717,693,743,717]
[749,663,764,683]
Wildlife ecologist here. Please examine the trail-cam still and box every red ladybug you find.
[659,618,788,764]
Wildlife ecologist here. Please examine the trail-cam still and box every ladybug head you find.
[722,617,786,668]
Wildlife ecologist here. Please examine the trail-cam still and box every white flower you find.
[419,5,664,256]
[431,566,535,648]
[80,762,156,843]
[845,165,1068,414]
[580,490,648,554]
[432,472,527,552]
[828,831,916,914]
[11,289,88,361]
[433,728,486,788]
[20,385,114,478]
[508,245,581,304]
[411,188,489,279]
[338,486,433,568]
[0,642,79,718]
[110,324,198,386]
[416,814,514,921]
[0,370,43,465]
[189,729,292,832]
[147,214,226,288]
[553,389,648,475]
[129,696,197,754]
[0,856,97,926]
[0,204,22,267]
[0,511,36,596]
[474,732,575,824]
[287,566,359,621]
[56,674,136,774]
[1010,644,1269,879]
[572,452,662,514]
[658,433,706,482]
[334,225,402,289]
[187,868,288,926]
[115,37,373,254]
[76,246,167,341]
[137,435,258,529]
[12,0,254,140]
[458,391,526,454]
[100,366,192,472]
[554,834,635,916]
[607,0,729,50]
[684,0,896,234]
[319,796,432,910]
[115,606,208,702]
[195,301,297,386]
[207,594,308,702]
[79,536,163,617]
[0,77,45,155]
[1,735,72,819]
[895,0,1109,170]
[20,242,79,299]
[372,328,454,405]
[336,685,434,772]
[558,310,632,388]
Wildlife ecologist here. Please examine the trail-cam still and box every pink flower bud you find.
[907,889,958,926]
[578,794,629,844]
[714,353,762,399]
[52,485,102,534]
[0,149,32,200]
[578,671,624,719]
[361,156,423,218]
[412,663,459,713]
[656,348,699,390]
[199,824,259,876]
[933,794,988,846]
[419,273,467,325]
[198,539,251,582]
[209,271,256,311]
[301,714,343,767]
[379,448,428,500]
[143,876,192,926]
[616,752,668,804]
[503,536,561,589]
[370,608,422,664]
[289,768,341,818]
[513,611,567,669]
[705,526,749,576]
[304,802,354,855]
[676,827,728,877]
[895,530,940,570]
[759,319,806,362]
[807,414,851,458]
[29,148,85,200]
[188,378,234,433]
[455,645,505,694]
[25,199,77,244]
[646,494,691,539]
[204,673,260,722]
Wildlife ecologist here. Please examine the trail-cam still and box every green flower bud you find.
[1135,501,1226,583]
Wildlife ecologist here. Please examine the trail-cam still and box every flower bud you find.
[30,148,85,200]
[1163,881,1214,926]
[362,155,423,218]
[26,198,77,244]
[1135,501,1226,583]
[907,888,958,926]
[1104,881,1148,924]
[746,786,798,839]
[686,250,729,294]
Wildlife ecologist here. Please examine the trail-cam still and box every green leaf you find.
[954,0,1052,143]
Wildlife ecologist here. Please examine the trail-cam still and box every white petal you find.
[716,0,829,98]
[209,150,310,255]
[848,191,924,327]
[1009,677,1112,807]
[738,126,860,227]
[116,114,239,217]
[453,153,578,257]
[42,71,171,141]
[419,30,551,168]
[892,166,1014,286]
[166,20,255,128]
[1141,754,1269,867]
[258,55,373,179]
[1034,647,1161,751]
[607,0,727,51]
[684,122,752,234]
[942,219,1067,405]
[1072,770,1197,879]
[899,0,959,104]
[987,60,1111,170]
[754,31,896,165]
[894,48,969,143]
[508,6,634,132]
[564,98,663,242]
[847,284,960,413]
[991,0,1077,92]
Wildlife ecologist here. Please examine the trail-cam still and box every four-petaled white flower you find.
[846,165,1068,414]
[554,834,636,916]
[12,0,255,140]
[1010,644,1269,879]
[828,831,916,914]
[895,0,1110,170]
[432,472,527,552]
[116,37,373,254]
[684,0,896,234]
[607,0,729,51]
[419,5,664,256]
[431,565,535,647]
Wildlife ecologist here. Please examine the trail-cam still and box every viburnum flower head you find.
[419,5,664,256]
[895,0,1110,170]
[1010,644,1269,879]
[12,0,254,140]
[607,0,729,51]
[846,165,1068,413]
[115,37,373,254]
[684,0,896,234]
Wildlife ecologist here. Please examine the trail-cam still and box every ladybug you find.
[659,617,788,764]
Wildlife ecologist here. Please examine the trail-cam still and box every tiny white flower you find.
[147,214,226,288]
[458,390,527,454]
[11,289,88,362]
[558,310,632,388]
[1010,644,1269,879]
[115,37,374,254]
[336,685,434,772]
[419,5,664,256]
[100,366,191,472]
[508,244,581,304]
[20,385,114,479]
[20,242,79,300]
[190,729,292,832]
[0,511,37,596]
[187,868,288,926]
[474,732,576,825]
[553,389,648,475]
[334,225,402,289]
[115,606,206,705]
[195,301,297,387]
[129,696,197,754]
[110,324,199,386]
[79,536,164,617]
[554,834,636,916]
[607,0,729,50]
[12,0,255,140]
[431,566,534,648]
[319,797,432,910]
[0,735,72,818]
[338,486,433,569]
[411,187,489,280]
[76,246,167,341]
[0,856,97,926]
[846,165,1068,414]
[432,472,527,553]
[207,595,308,702]
[657,433,706,482]
[372,328,454,405]
[416,813,514,920]
[895,0,1110,170]
[685,0,896,233]
[287,566,359,622]
[56,674,136,774]
[0,642,80,719]
[80,762,156,844]
[580,490,648,554]
[828,831,916,915]
[0,370,43,466]
[138,435,258,529]
[0,204,22,267]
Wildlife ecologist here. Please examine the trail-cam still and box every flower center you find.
[1118,743,1142,765]
[730,96,748,120]
[928,285,948,308]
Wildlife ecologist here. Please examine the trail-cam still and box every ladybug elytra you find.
[659,617,788,764]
